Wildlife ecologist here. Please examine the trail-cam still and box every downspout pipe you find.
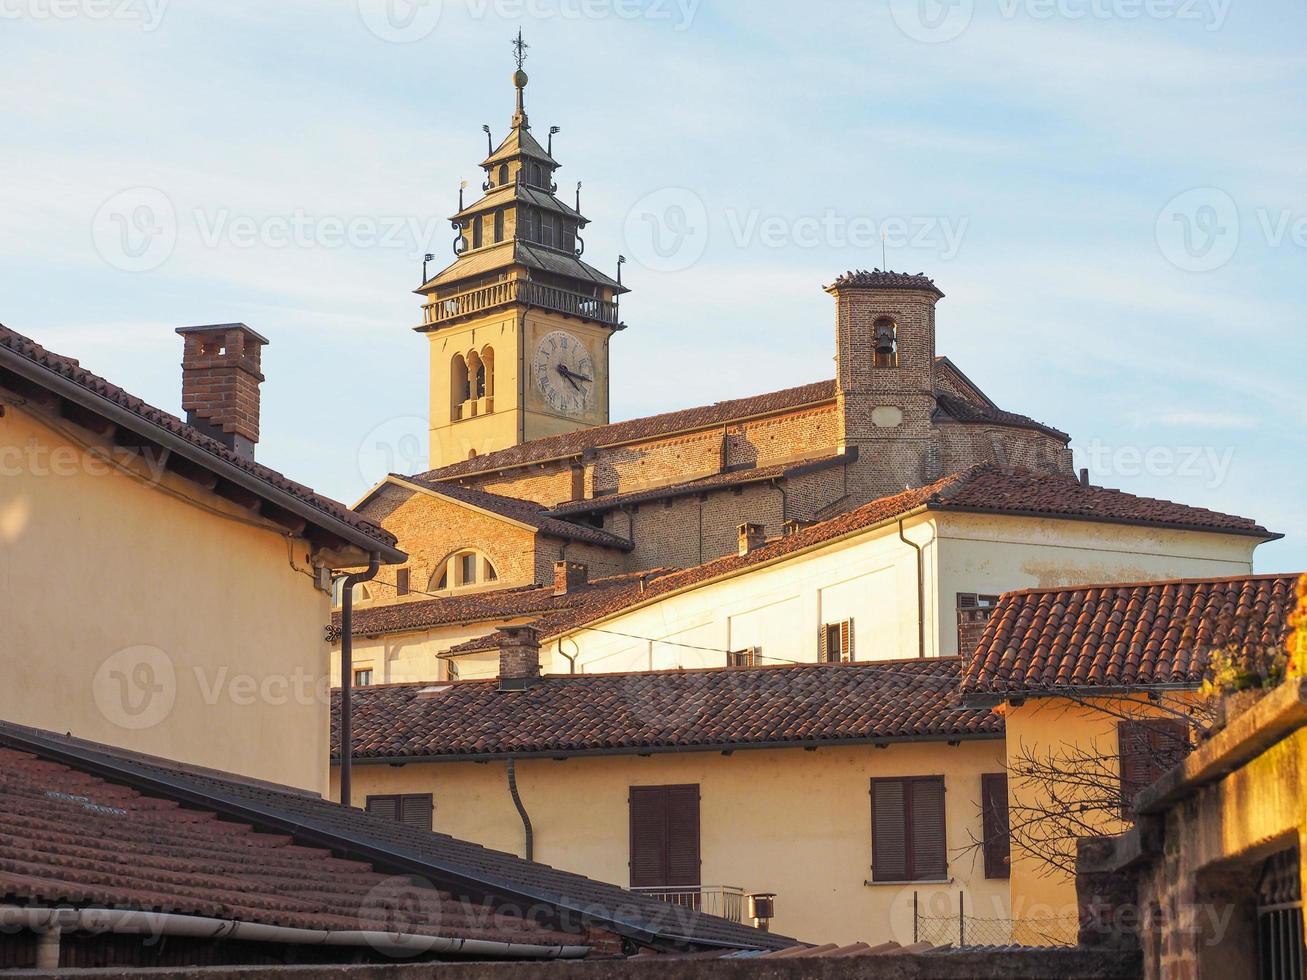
[0,906,590,960]
[506,757,535,862]
[898,520,928,660]
[340,553,382,808]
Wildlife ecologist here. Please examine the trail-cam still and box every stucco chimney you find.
[738,523,766,556]
[176,323,269,459]
[498,625,541,691]
[554,560,589,596]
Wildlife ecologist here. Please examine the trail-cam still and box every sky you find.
[2,0,1304,571]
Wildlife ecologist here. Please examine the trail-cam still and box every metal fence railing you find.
[630,886,746,923]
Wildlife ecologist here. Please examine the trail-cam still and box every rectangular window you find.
[629,784,700,889]
[981,773,1011,879]
[365,794,434,830]
[727,647,758,668]
[353,668,374,687]
[1119,719,1190,818]
[819,619,855,663]
[459,553,477,586]
[395,568,411,597]
[870,776,947,882]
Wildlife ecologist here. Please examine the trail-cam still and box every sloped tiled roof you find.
[961,574,1303,697]
[415,380,839,481]
[825,269,944,297]
[402,478,633,550]
[546,454,850,518]
[330,569,671,641]
[934,391,1070,442]
[0,746,583,951]
[334,659,1000,762]
[0,722,792,952]
[421,241,623,293]
[451,466,1276,655]
[0,325,399,556]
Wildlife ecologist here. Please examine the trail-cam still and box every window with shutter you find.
[820,621,855,663]
[365,794,434,831]
[629,784,700,888]
[981,773,1011,879]
[871,776,947,882]
[1118,719,1190,818]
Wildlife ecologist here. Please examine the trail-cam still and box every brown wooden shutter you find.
[365,795,399,822]
[629,787,669,888]
[871,779,908,882]
[981,773,1011,879]
[398,794,433,831]
[629,785,700,888]
[1119,719,1189,817]
[818,624,830,663]
[910,778,947,880]
[665,785,701,887]
[842,619,855,662]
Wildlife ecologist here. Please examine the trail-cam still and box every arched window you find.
[472,215,483,249]
[493,209,505,243]
[873,317,899,369]
[467,350,486,400]
[429,550,499,593]
[450,354,470,420]
[499,164,509,185]
[530,163,542,187]
[480,346,495,399]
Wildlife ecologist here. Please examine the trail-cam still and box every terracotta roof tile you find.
[451,466,1274,655]
[0,748,578,947]
[334,659,1002,761]
[934,391,1069,442]
[0,722,791,952]
[0,325,397,553]
[402,479,633,550]
[824,269,945,297]
[961,574,1303,696]
[330,569,672,641]
[414,380,838,481]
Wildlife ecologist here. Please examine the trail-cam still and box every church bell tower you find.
[416,34,630,468]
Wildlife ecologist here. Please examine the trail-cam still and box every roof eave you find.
[339,729,1006,766]
[0,347,405,564]
[929,503,1279,541]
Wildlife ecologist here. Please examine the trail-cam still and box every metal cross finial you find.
[512,29,528,70]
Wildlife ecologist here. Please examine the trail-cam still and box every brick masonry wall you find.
[938,424,1073,476]
[358,484,540,597]
[532,538,629,585]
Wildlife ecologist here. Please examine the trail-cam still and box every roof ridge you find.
[995,571,1303,601]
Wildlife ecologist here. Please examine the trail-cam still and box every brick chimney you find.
[498,625,541,691]
[554,560,589,597]
[176,323,269,459]
[738,523,766,556]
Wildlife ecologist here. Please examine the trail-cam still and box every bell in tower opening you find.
[414,33,630,469]
[873,316,899,369]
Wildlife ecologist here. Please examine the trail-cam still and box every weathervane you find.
[512,29,529,70]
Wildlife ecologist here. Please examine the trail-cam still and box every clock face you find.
[533,331,595,416]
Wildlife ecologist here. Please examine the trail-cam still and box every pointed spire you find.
[511,29,529,129]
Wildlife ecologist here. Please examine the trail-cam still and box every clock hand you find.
[556,365,582,392]
[558,365,594,384]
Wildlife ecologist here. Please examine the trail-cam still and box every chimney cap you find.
[176,323,271,345]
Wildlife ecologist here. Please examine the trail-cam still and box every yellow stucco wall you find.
[330,619,529,686]
[332,739,1010,947]
[1,403,334,793]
